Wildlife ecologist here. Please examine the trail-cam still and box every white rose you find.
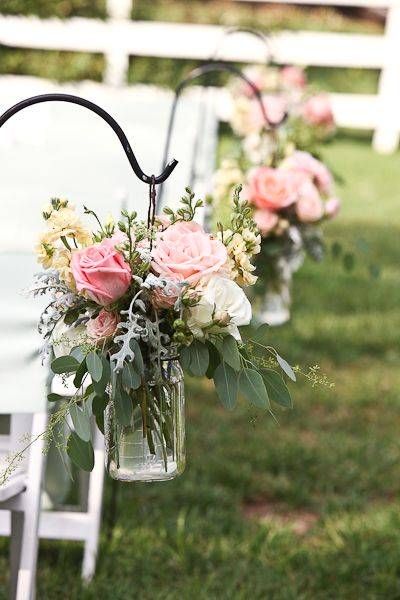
[187,276,252,340]
[52,317,88,358]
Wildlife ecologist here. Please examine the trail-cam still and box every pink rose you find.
[87,309,119,341]
[71,237,131,305]
[325,197,341,219]
[254,209,279,236]
[301,94,335,129]
[246,167,301,211]
[151,221,227,286]
[296,179,324,223]
[280,66,307,89]
[281,151,333,195]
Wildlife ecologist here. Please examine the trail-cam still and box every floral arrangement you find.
[209,64,341,324]
[15,189,297,481]
[230,64,336,161]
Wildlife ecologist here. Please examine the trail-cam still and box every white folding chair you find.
[0,251,48,600]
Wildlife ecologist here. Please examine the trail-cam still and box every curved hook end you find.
[156,157,178,184]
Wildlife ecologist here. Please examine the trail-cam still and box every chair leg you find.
[82,428,105,582]
[9,510,24,600]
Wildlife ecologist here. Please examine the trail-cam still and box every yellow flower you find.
[35,234,55,269]
[46,207,92,247]
[52,248,76,290]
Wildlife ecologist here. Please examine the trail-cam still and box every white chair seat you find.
[0,473,26,502]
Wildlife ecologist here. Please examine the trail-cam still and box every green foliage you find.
[66,432,94,472]
[69,403,91,442]
[113,379,133,427]
[221,335,241,372]
[51,355,79,374]
[187,340,209,377]
[213,362,238,410]
[86,351,103,383]
[239,368,270,409]
[261,369,293,408]
[163,187,203,224]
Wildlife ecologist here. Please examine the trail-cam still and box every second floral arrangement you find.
[212,64,341,324]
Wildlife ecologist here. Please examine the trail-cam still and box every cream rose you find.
[187,276,252,340]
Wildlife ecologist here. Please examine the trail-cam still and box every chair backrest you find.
[0,252,47,414]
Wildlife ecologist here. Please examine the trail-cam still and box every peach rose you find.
[151,221,228,286]
[246,167,301,211]
[254,209,279,236]
[281,151,333,195]
[301,94,335,129]
[296,180,324,223]
[71,237,131,305]
[151,279,182,309]
[87,309,119,341]
[325,197,341,219]
[280,66,307,89]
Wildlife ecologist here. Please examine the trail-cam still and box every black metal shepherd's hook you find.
[212,26,273,64]
[158,61,280,208]
[0,93,178,186]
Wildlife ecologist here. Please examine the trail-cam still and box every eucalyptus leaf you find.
[239,368,269,409]
[213,362,238,410]
[67,432,94,471]
[70,403,91,442]
[73,358,87,388]
[222,335,241,372]
[122,362,141,391]
[189,340,209,377]
[93,357,110,396]
[276,354,296,382]
[51,355,80,374]
[261,369,293,408]
[86,352,103,383]
[253,323,270,343]
[206,340,221,379]
[114,383,133,427]
[130,339,144,375]
[93,395,108,434]
[47,393,66,403]
[70,346,85,363]
[180,346,192,371]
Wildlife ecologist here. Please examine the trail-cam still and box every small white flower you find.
[187,276,252,340]
[52,317,88,358]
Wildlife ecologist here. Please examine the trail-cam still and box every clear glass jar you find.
[258,257,294,327]
[104,350,185,482]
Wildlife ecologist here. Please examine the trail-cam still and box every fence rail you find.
[0,2,399,152]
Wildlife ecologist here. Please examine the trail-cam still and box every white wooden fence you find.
[0,0,399,152]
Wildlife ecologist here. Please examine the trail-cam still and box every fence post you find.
[372,2,400,153]
[104,0,132,86]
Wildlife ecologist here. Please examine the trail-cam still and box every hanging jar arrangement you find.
[0,92,297,487]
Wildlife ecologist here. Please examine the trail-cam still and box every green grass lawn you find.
[0,136,399,599]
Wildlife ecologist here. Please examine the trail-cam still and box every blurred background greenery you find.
[0,2,399,598]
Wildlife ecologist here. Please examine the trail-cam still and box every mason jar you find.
[104,348,185,482]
